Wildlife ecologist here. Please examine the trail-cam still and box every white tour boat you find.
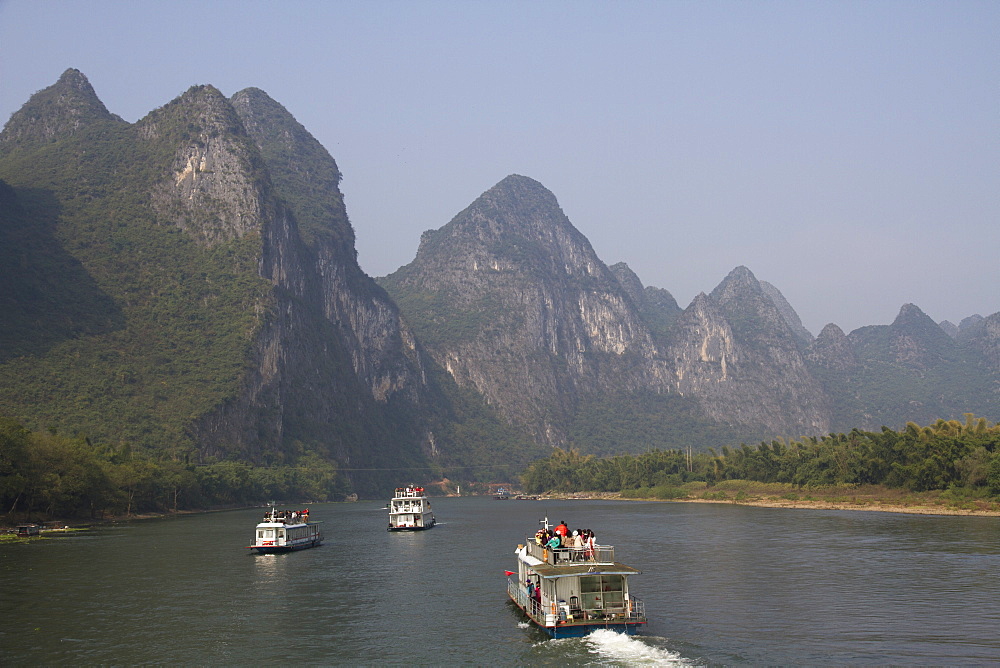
[247,507,323,554]
[507,518,646,638]
[387,486,436,531]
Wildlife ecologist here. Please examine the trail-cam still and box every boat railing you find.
[524,540,615,565]
[507,578,544,621]
[390,501,425,513]
[625,595,645,621]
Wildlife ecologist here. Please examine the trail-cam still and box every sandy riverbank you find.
[546,490,1000,517]
[673,496,1000,517]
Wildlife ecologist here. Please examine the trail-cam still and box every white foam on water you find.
[518,622,531,629]
[582,629,691,666]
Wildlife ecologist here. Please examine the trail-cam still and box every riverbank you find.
[0,507,235,536]
[549,482,1000,517]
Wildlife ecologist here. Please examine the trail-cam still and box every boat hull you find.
[247,510,323,554]
[250,537,322,554]
[387,519,435,531]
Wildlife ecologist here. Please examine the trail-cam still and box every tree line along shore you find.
[4,415,1000,522]
[522,414,1000,516]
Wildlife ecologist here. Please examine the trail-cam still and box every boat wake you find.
[577,629,691,666]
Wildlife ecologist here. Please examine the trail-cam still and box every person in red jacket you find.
[554,521,569,537]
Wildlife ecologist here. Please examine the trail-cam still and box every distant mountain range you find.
[2,70,997,491]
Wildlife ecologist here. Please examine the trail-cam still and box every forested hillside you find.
[0,70,540,504]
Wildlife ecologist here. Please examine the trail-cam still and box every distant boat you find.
[388,486,436,531]
[246,507,322,554]
[494,487,510,500]
[16,524,41,537]
[507,517,647,638]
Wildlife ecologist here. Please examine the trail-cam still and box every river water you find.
[2,497,999,665]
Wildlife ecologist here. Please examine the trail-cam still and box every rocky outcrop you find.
[382,175,672,445]
[384,180,831,444]
[849,303,955,370]
[146,86,435,464]
[229,87,427,405]
[939,320,960,338]
[959,312,1000,376]
[668,268,830,436]
[144,85,274,248]
[806,324,857,372]
[0,69,124,151]
[760,280,813,346]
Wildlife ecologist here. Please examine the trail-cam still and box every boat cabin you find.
[388,486,435,530]
[248,507,322,553]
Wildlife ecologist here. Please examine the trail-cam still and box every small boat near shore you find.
[16,524,41,537]
[388,486,435,531]
[247,507,322,554]
[507,518,647,638]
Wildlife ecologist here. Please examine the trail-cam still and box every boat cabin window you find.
[579,574,625,611]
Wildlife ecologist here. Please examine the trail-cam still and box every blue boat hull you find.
[542,621,645,638]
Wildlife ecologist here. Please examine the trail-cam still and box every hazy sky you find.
[2,1,997,335]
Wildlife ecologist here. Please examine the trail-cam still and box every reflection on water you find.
[2,498,1000,665]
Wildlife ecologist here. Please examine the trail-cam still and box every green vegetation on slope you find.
[0,114,270,458]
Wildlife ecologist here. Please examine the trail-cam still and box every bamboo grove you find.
[520,415,1000,497]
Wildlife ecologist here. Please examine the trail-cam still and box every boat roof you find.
[256,520,309,528]
[528,562,642,579]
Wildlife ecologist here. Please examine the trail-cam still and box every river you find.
[2,497,999,665]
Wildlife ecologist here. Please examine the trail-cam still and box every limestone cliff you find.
[382,175,672,445]
[668,268,830,437]
[229,87,426,406]
[959,312,1000,377]
[136,83,434,466]
[760,280,813,346]
[0,70,436,488]
[383,179,831,445]
[812,304,997,430]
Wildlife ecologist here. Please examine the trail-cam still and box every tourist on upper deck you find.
[554,521,569,537]
[545,534,561,551]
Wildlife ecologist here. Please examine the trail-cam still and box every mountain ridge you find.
[2,70,998,486]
